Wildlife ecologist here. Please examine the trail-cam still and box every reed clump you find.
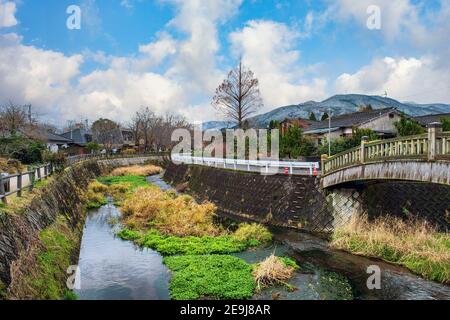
[252,255,297,291]
[332,214,450,284]
[121,186,221,237]
[110,165,162,177]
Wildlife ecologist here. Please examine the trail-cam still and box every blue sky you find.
[1,0,449,125]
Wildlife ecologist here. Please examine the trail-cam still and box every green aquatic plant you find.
[315,270,354,300]
[97,175,148,190]
[163,255,255,300]
[118,228,249,256]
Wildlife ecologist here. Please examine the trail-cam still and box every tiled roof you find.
[305,108,398,132]
[46,132,73,143]
[413,113,450,126]
[61,128,92,145]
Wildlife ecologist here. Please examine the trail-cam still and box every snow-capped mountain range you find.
[203,94,450,129]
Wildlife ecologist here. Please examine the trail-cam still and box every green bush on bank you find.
[232,223,273,246]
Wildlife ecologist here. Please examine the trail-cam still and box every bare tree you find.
[129,111,144,147]
[129,107,193,152]
[0,103,30,136]
[136,107,158,151]
[92,118,121,153]
[212,60,263,128]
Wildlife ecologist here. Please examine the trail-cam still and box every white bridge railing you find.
[171,154,320,176]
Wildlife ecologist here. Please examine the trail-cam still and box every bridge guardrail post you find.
[360,136,369,164]
[427,122,442,161]
[321,154,328,174]
[0,173,7,204]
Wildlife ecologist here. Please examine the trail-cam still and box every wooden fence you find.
[0,163,53,204]
[0,152,169,204]
[322,123,450,176]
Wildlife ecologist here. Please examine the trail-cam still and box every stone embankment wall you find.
[164,163,336,233]
[164,163,449,232]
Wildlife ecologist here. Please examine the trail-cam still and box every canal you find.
[74,174,450,300]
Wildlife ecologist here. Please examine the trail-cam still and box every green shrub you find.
[163,255,255,300]
[232,223,272,245]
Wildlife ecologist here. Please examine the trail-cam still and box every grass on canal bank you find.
[332,215,450,284]
[10,216,79,300]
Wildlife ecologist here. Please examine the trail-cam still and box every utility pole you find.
[328,107,332,157]
[28,105,32,124]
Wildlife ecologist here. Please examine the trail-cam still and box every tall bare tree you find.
[212,60,263,128]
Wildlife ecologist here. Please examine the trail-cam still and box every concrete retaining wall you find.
[164,163,450,232]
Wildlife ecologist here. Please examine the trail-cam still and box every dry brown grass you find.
[252,255,295,291]
[121,185,222,237]
[110,165,162,177]
[332,214,450,283]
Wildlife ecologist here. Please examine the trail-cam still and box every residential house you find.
[120,128,136,148]
[19,126,73,153]
[413,113,450,128]
[61,128,93,155]
[280,118,318,136]
[303,108,403,145]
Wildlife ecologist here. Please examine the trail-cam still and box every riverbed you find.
[74,173,450,300]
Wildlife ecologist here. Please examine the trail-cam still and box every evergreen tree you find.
[394,116,425,136]
[280,126,316,159]
[441,117,450,132]
[309,112,317,121]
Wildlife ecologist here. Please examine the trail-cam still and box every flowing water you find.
[74,203,171,300]
[74,173,448,300]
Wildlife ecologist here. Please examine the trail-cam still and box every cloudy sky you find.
[0,0,449,126]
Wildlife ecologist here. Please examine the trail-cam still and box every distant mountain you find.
[244,94,450,128]
[202,121,236,131]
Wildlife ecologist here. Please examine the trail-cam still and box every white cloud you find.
[335,56,450,103]
[329,0,422,41]
[0,0,18,27]
[165,0,243,95]
[0,33,83,118]
[229,20,327,111]
[0,0,244,124]
[330,0,450,104]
